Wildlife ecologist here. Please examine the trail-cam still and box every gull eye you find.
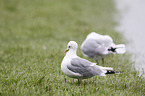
[68,46,71,48]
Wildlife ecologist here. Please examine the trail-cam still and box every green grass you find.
[0,0,145,96]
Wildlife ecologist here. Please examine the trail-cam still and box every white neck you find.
[65,49,77,58]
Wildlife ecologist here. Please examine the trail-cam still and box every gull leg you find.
[102,58,104,64]
[78,79,82,85]
[95,60,99,64]
[64,76,67,83]
[78,79,80,85]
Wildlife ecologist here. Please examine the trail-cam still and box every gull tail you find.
[108,44,126,54]
[105,70,123,74]
[96,65,113,70]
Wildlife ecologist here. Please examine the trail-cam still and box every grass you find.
[0,0,145,95]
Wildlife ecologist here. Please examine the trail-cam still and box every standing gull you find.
[61,41,121,82]
[81,32,126,63]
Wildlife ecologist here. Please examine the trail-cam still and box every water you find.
[115,0,145,76]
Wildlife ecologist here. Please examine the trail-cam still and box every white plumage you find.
[61,41,115,79]
[81,32,126,62]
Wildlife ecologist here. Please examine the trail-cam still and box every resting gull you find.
[81,32,126,63]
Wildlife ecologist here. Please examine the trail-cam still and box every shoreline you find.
[114,0,145,76]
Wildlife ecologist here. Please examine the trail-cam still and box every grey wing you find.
[67,57,104,78]
[81,39,107,57]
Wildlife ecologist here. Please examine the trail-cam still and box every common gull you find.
[81,32,126,63]
[61,41,121,82]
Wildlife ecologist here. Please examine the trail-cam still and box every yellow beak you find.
[65,49,69,54]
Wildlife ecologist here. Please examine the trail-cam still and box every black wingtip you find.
[108,47,117,52]
[105,70,123,74]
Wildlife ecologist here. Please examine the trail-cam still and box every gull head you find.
[65,41,78,54]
